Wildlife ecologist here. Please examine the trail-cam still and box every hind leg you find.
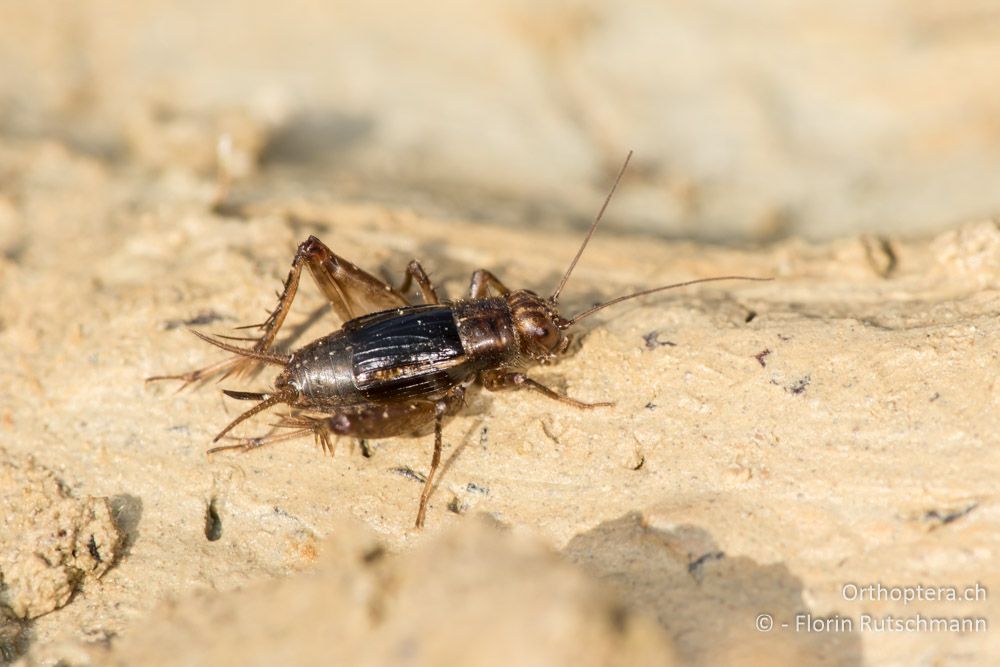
[208,426,318,455]
[211,387,466,528]
[149,239,317,387]
[150,236,433,387]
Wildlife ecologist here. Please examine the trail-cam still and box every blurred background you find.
[2,0,999,242]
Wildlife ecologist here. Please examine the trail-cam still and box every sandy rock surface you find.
[0,453,123,621]
[0,135,997,665]
[4,4,1000,665]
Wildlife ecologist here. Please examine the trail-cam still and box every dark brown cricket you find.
[150,152,769,528]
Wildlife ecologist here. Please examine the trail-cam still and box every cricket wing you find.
[348,305,468,401]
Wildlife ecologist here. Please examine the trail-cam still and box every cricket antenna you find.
[550,150,633,303]
[564,275,773,327]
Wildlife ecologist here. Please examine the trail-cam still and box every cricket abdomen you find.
[282,300,522,406]
[280,332,358,402]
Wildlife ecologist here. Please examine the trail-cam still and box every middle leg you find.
[469,269,510,298]
[415,398,449,529]
[396,259,440,305]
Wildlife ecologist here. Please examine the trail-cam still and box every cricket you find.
[150,152,769,528]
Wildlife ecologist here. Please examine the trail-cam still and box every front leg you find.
[479,370,613,409]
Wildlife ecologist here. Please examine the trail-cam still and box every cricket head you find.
[506,289,572,362]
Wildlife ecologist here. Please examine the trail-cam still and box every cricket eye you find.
[529,317,560,349]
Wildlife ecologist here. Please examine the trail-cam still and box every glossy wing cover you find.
[348,305,467,401]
